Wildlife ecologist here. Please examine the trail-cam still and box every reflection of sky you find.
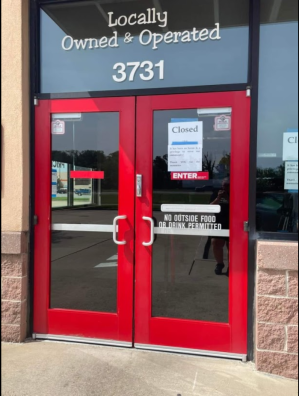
[52,113,119,155]
[40,10,249,92]
[257,22,298,169]
[51,109,230,175]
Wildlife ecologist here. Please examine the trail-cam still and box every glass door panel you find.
[152,108,231,324]
[34,97,135,344]
[135,92,250,357]
[51,112,120,313]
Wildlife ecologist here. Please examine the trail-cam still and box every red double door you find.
[34,92,250,359]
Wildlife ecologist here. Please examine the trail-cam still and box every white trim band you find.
[197,108,231,115]
[154,227,229,237]
[161,204,221,213]
[51,225,229,237]
[52,224,115,232]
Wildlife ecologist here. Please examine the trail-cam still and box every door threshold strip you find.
[33,333,132,348]
[134,343,247,362]
[32,334,247,362]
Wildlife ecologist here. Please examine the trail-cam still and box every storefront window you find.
[40,0,250,93]
[257,0,298,234]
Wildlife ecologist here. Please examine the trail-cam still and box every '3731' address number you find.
[113,60,164,82]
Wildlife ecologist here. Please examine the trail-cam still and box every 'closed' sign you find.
[283,132,298,161]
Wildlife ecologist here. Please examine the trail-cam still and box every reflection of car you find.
[256,192,290,232]
[57,188,67,194]
[75,189,91,196]
[195,181,223,193]
[256,177,284,192]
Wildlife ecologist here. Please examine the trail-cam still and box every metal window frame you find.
[36,84,249,99]
[34,0,253,97]
[247,0,260,361]
[28,0,297,362]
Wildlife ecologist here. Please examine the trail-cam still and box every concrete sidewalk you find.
[2,341,298,396]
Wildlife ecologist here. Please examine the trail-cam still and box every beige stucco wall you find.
[1,0,30,233]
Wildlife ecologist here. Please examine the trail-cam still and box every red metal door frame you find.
[135,92,250,356]
[34,92,250,355]
[34,97,135,343]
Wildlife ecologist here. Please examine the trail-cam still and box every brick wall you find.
[256,241,298,380]
[1,233,28,342]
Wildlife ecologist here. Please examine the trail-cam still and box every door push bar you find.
[142,217,155,246]
[113,215,127,245]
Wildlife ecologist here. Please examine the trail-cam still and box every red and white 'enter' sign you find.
[171,172,209,180]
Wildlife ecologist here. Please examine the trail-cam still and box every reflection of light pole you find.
[52,113,82,168]
[73,122,75,168]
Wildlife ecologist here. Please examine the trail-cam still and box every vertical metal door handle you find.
[136,175,142,197]
[142,217,154,246]
[113,216,127,245]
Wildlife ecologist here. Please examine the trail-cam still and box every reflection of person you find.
[210,179,230,276]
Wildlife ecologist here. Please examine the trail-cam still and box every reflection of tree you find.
[257,165,285,192]
[57,178,64,189]
[257,165,284,178]
[202,153,216,179]
[219,153,230,170]
[103,151,119,190]
[152,154,182,189]
[214,152,231,178]
[52,151,287,194]
[52,150,119,190]
[153,154,169,189]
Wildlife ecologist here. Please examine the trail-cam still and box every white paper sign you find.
[52,120,65,135]
[161,204,221,213]
[283,132,298,161]
[168,121,203,172]
[168,145,202,172]
[285,162,298,191]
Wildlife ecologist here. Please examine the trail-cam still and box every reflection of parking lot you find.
[51,231,118,312]
[52,209,118,224]
[52,193,92,208]
[51,229,229,323]
[52,191,120,208]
